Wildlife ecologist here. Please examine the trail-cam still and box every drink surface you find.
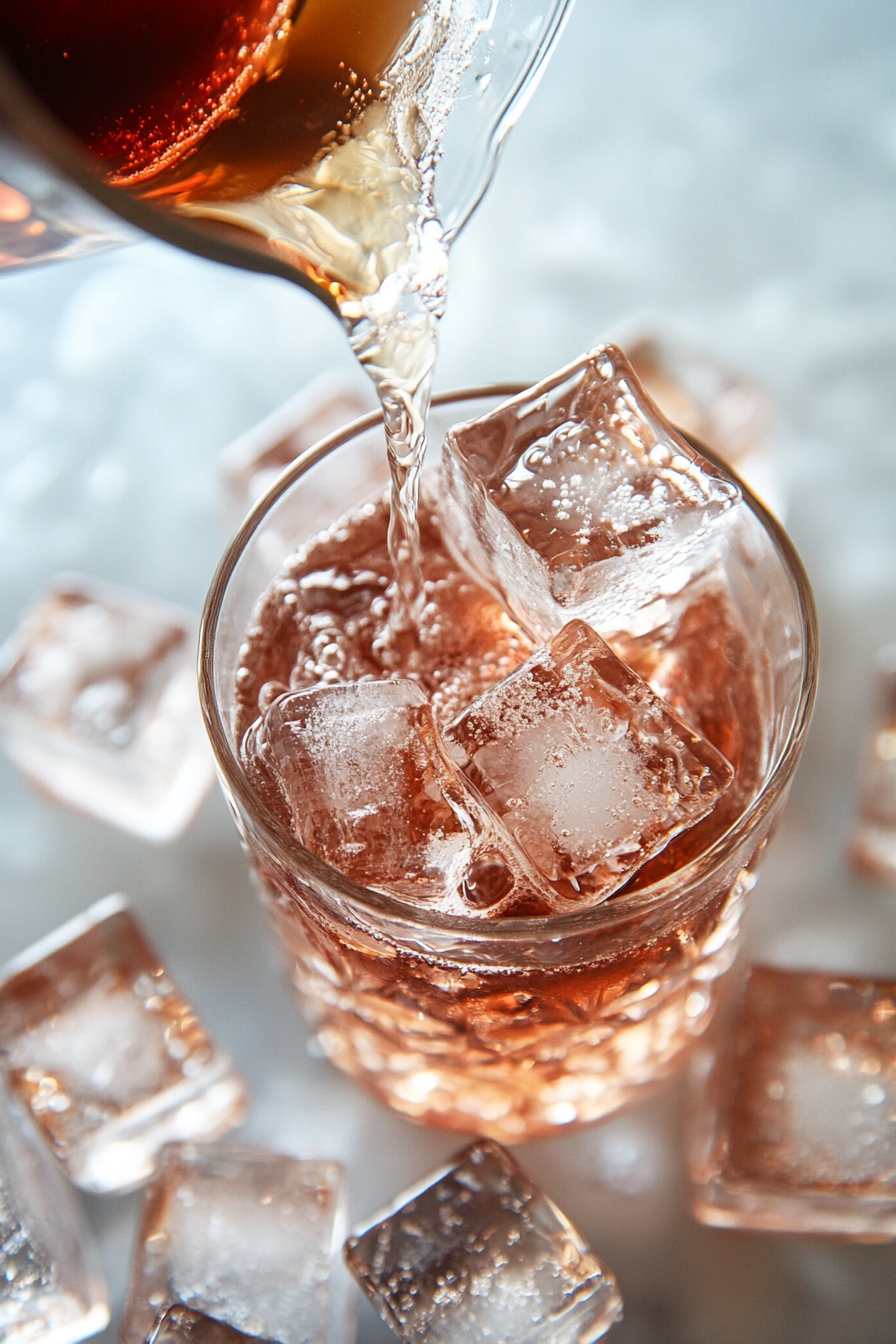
[235,490,763,899]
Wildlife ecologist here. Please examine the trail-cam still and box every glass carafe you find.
[0,0,574,302]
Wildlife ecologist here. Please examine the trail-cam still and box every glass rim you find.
[199,383,819,941]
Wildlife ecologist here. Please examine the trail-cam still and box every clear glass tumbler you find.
[200,388,818,1144]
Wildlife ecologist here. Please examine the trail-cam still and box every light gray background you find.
[1,1,896,1340]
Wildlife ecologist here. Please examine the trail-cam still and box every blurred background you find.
[1,0,896,1340]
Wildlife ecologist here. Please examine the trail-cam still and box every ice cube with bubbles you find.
[123,1144,350,1344]
[241,679,558,917]
[344,1137,622,1344]
[446,620,734,905]
[689,963,896,1237]
[0,1073,109,1344]
[440,344,740,640]
[0,574,214,842]
[147,1305,278,1344]
[0,895,248,1195]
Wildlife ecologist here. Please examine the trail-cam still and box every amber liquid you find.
[3,1,421,288]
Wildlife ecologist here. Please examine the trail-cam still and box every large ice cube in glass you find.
[0,1073,109,1344]
[241,679,557,917]
[0,895,248,1194]
[344,1137,622,1344]
[440,344,741,639]
[446,621,734,904]
[123,1143,350,1344]
[148,1304,277,1344]
[689,963,896,1237]
[0,575,215,842]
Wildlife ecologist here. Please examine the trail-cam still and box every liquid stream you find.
[3,0,488,635]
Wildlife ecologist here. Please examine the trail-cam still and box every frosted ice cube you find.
[0,1073,109,1344]
[148,1305,277,1344]
[219,372,374,520]
[440,343,741,640]
[0,575,215,842]
[446,620,733,904]
[849,645,896,884]
[0,895,248,1195]
[689,964,896,1237]
[123,1144,350,1344]
[344,1137,622,1344]
[242,679,557,917]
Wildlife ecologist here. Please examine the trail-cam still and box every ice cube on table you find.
[622,327,785,521]
[123,1143,349,1344]
[0,575,214,842]
[0,1073,109,1344]
[344,1137,622,1344]
[147,1303,278,1344]
[242,679,557,916]
[849,644,896,884]
[220,371,374,520]
[0,895,248,1195]
[689,963,896,1237]
[446,620,734,904]
[439,343,741,640]
[624,330,773,468]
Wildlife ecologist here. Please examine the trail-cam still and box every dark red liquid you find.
[1,0,420,191]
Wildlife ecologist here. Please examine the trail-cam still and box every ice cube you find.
[446,620,734,904]
[440,343,741,639]
[0,895,248,1195]
[849,645,896,884]
[242,679,557,917]
[147,1305,277,1344]
[0,1073,109,1344]
[689,963,896,1237]
[123,1143,350,1344]
[344,1137,622,1344]
[0,575,215,842]
[219,372,374,520]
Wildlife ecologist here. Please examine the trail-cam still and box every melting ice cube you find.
[242,679,557,916]
[440,343,740,640]
[689,964,896,1237]
[0,1073,109,1344]
[0,895,248,1194]
[123,1144,350,1344]
[344,1137,622,1344]
[148,1304,278,1344]
[0,575,214,842]
[446,620,734,904]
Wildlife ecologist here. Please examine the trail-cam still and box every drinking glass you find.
[200,387,818,1144]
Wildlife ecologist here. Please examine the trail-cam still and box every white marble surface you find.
[1,1,896,1341]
